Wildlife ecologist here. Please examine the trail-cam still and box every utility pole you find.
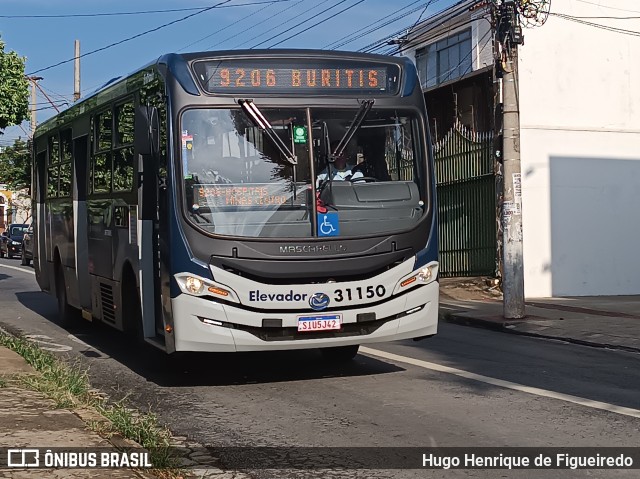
[496,0,525,319]
[74,40,81,102]
[26,76,43,138]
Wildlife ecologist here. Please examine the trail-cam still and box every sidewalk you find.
[0,347,152,478]
[439,278,640,353]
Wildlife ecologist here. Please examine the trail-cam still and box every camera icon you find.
[7,449,40,468]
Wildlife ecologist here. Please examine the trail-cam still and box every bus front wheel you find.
[320,345,359,362]
[55,266,78,327]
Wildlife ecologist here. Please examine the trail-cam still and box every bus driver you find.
[316,142,364,187]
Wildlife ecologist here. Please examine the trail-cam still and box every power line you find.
[360,0,473,54]
[575,0,640,15]
[214,0,310,49]
[0,0,295,19]
[357,0,469,53]
[250,0,351,48]
[392,15,492,56]
[26,0,234,76]
[550,12,640,37]
[267,0,368,48]
[178,0,281,51]
[408,0,436,36]
[324,0,427,50]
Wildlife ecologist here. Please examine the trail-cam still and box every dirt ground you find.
[439,276,503,302]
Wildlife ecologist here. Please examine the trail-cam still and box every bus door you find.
[135,105,160,340]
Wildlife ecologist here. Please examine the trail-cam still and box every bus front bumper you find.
[171,281,438,352]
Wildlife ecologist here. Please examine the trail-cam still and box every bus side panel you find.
[73,134,92,311]
[33,149,50,292]
[87,199,114,280]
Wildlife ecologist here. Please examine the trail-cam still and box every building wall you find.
[402,2,493,87]
[518,0,640,297]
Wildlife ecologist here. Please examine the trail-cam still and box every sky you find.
[0,0,459,146]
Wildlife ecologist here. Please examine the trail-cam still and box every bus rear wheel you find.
[320,345,359,362]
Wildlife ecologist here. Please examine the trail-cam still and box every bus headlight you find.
[175,273,238,303]
[395,262,438,293]
[417,266,433,283]
[185,276,204,294]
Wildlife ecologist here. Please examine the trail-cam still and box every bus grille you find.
[100,283,116,323]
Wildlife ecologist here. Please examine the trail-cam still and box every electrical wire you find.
[357,0,470,53]
[575,0,640,15]
[26,0,234,75]
[213,0,312,49]
[392,15,492,56]
[177,0,280,51]
[267,0,368,48]
[0,0,296,19]
[250,0,351,48]
[549,12,640,37]
[324,0,431,50]
[386,0,474,53]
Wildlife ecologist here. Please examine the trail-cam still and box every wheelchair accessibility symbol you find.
[317,212,339,237]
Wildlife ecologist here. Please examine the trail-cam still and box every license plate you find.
[297,314,342,332]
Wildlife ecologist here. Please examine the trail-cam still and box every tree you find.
[0,138,31,192]
[0,37,29,132]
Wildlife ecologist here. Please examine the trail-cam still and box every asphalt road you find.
[1,258,639,479]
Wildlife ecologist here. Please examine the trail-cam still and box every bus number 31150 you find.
[334,285,386,302]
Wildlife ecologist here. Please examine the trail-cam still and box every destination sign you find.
[192,183,306,208]
[192,59,401,95]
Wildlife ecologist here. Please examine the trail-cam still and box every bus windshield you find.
[181,107,425,238]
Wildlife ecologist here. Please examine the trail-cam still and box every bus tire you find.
[55,264,78,327]
[320,345,359,362]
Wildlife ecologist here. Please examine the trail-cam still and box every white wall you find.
[518,0,640,297]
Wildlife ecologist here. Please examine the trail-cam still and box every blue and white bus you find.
[32,50,439,359]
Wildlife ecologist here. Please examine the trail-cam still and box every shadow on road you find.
[13,289,404,387]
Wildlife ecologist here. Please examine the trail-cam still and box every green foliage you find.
[0,137,31,192]
[0,38,29,131]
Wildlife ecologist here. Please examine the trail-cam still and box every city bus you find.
[31,49,439,359]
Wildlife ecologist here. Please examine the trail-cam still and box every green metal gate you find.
[434,120,496,277]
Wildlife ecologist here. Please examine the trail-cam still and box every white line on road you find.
[361,347,640,419]
[24,334,72,352]
[0,263,35,275]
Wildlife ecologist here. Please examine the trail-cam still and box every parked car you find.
[0,223,29,259]
[21,224,34,266]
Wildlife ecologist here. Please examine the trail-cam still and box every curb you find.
[0,330,159,479]
[443,311,640,354]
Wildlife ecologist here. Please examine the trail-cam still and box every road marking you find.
[24,334,72,352]
[361,347,640,419]
[0,263,35,275]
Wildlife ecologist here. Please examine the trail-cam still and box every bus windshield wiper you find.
[238,99,297,166]
[331,99,374,160]
[318,99,374,196]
